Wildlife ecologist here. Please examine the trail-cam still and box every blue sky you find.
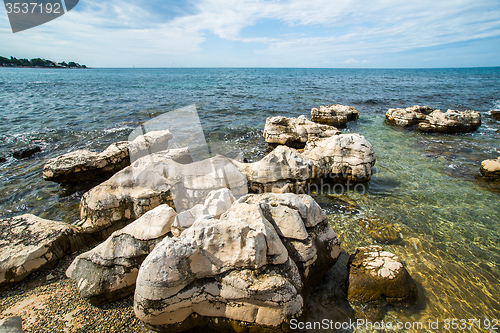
[1,0,499,68]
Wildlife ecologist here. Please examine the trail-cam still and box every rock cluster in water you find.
[385,105,481,133]
[79,133,376,235]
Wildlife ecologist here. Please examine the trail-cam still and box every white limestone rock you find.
[385,105,433,127]
[263,115,340,148]
[42,130,177,185]
[79,147,211,235]
[417,109,481,133]
[42,141,131,184]
[66,205,177,304]
[311,104,359,127]
[171,188,236,236]
[134,193,341,332]
[80,134,375,235]
[0,214,86,287]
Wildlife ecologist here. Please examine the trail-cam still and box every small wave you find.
[491,99,500,111]
[103,126,134,134]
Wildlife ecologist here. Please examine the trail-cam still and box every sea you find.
[1,67,499,331]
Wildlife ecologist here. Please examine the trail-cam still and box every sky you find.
[1,0,500,68]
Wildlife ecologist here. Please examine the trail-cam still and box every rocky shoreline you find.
[1,103,496,332]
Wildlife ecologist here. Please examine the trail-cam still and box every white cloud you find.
[0,0,499,66]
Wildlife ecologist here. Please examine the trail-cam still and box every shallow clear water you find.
[1,67,499,330]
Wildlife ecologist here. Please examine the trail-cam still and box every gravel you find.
[0,248,153,333]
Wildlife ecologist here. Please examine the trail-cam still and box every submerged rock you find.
[0,156,6,164]
[13,146,42,160]
[263,115,340,148]
[480,157,500,179]
[385,105,433,127]
[417,109,481,133]
[134,193,341,332]
[357,217,402,244]
[0,214,87,287]
[66,204,177,305]
[347,245,417,305]
[311,104,359,127]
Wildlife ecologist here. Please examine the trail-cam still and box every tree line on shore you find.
[0,56,87,68]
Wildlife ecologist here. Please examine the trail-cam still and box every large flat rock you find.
[43,130,176,185]
[417,109,481,133]
[311,104,359,127]
[263,115,340,148]
[0,214,86,287]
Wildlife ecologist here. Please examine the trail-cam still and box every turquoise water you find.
[1,67,499,330]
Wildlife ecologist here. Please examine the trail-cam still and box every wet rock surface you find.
[0,214,87,288]
[12,146,42,160]
[347,245,417,305]
[134,193,341,332]
[311,104,359,127]
[263,115,340,148]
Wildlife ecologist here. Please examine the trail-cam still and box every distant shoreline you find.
[0,55,88,69]
[0,65,90,69]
